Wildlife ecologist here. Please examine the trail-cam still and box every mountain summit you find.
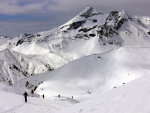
[79,6,100,18]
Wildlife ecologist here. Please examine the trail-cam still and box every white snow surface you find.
[0,6,150,113]
[0,48,67,84]
[57,75,150,113]
[0,83,78,113]
[13,47,150,102]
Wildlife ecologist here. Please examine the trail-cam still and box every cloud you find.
[48,0,150,15]
[0,20,54,36]
[0,0,48,15]
[0,0,150,37]
[0,0,149,15]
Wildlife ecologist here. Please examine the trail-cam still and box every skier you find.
[31,90,34,97]
[58,94,60,98]
[23,92,28,103]
[113,86,117,89]
[42,94,44,99]
[87,91,91,94]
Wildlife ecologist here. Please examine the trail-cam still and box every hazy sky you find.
[0,0,149,37]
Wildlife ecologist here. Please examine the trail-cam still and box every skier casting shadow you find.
[23,92,28,103]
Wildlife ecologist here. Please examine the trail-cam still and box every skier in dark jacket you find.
[31,90,34,97]
[42,94,44,99]
[23,92,28,103]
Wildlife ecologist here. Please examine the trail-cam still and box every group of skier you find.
[23,91,73,103]
[23,91,44,103]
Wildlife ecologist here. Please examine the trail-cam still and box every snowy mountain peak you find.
[79,6,101,18]
[106,10,140,26]
[108,10,146,28]
[97,9,148,42]
[106,10,132,26]
[60,6,102,30]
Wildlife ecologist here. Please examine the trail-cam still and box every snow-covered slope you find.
[57,75,150,113]
[13,47,150,101]
[140,16,150,29]
[0,49,67,84]
[2,70,150,113]
[0,35,12,46]
[0,83,77,113]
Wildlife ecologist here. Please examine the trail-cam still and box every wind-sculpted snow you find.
[13,47,150,101]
